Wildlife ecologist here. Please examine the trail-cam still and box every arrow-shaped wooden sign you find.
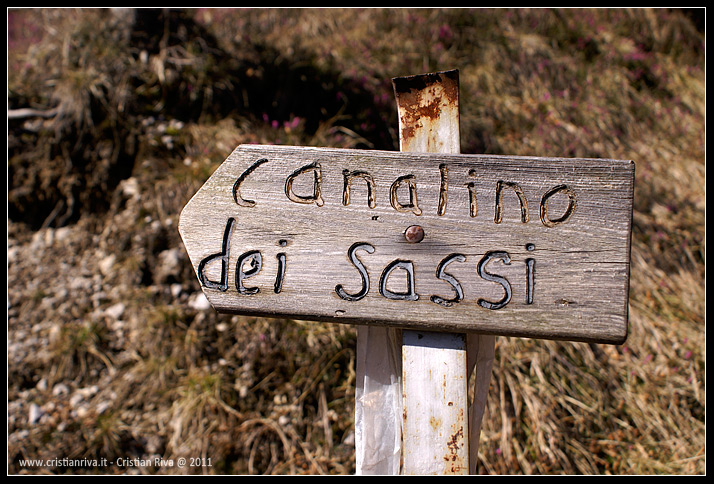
[178,144,634,344]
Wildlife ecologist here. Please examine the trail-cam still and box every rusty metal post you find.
[393,69,470,475]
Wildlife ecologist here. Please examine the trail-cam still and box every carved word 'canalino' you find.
[232,158,577,227]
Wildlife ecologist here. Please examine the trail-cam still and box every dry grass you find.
[8,8,705,474]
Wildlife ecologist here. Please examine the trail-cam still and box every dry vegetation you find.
[7,8,705,475]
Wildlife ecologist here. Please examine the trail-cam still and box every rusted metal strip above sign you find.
[178,144,635,344]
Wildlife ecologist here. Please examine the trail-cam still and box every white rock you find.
[28,403,43,424]
[120,177,140,200]
[36,378,48,392]
[30,231,46,251]
[105,302,125,320]
[156,248,183,283]
[52,383,69,396]
[77,385,99,398]
[54,226,71,242]
[69,393,84,407]
[99,254,117,276]
[189,292,211,311]
[342,430,355,446]
[96,401,111,415]
[170,283,183,298]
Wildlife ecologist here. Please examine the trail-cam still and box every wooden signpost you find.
[178,70,635,474]
[178,146,634,342]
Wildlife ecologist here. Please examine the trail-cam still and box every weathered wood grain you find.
[178,144,634,344]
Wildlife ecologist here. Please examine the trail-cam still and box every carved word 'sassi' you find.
[179,145,635,343]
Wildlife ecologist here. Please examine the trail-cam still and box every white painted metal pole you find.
[393,70,472,475]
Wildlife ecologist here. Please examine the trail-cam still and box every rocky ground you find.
[8,171,201,472]
[8,168,358,473]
